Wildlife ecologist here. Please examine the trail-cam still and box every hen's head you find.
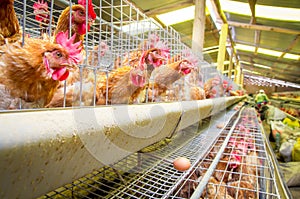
[130,67,147,87]
[33,0,49,22]
[71,0,97,35]
[228,151,242,169]
[179,50,199,75]
[169,54,197,76]
[139,41,170,71]
[140,33,160,50]
[44,31,83,81]
[176,59,195,75]
[130,40,170,87]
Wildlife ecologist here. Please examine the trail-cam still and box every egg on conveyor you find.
[216,123,225,129]
[173,157,191,171]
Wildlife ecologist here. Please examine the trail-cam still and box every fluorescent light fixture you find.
[236,44,300,60]
[244,74,300,88]
[257,48,281,57]
[121,18,160,35]
[240,61,271,69]
[243,69,261,75]
[235,44,255,52]
[156,6,195,26]
[253,63,270,69]
[206,0,222,30]
[283,53,300,60]
[220,0,300,22]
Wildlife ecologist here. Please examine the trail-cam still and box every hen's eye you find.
[79,10,84,16]
[56,51,62,58]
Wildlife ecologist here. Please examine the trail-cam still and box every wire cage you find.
[0,0,242,112]
[0,0,228,112]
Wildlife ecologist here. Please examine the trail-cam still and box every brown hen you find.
[227,181,256,199]
[146,56,196,102]
[54,0,96,46]
[0,32,82,108]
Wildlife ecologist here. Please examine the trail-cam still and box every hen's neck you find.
[0,0,20,40]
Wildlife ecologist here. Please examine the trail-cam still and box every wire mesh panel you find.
[1,0,244,112]
[1,0,226,111]
[171,107,281,199]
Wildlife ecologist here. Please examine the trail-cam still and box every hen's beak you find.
[150,51,167,61]
[88,19,94,28]
[130,68,147,87]
[179,60,194,75]
[58,62,76,71]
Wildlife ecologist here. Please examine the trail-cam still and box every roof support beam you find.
[243,66,299,83]
[254,30,261,55]
[241,63,299,76]
[278,35,300,59]
[248,0,257,24]
[228,21,300,35]
[237,51,300,70]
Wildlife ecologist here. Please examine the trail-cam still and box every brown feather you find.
[0,0,21,45]
[96,66,142,105]
[54,5,85,45]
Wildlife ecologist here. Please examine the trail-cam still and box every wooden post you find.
[192,0,206,56]
[217,23,228,72]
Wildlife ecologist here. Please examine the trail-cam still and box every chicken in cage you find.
[0,0,231,112]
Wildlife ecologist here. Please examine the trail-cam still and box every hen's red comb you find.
[154,40,170,62]
[56,31,83,65]
[147,34,160,49]
[33,0,48,10]
[78,0,97,20]
[33,0,49,21]
[182,49,199,67]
